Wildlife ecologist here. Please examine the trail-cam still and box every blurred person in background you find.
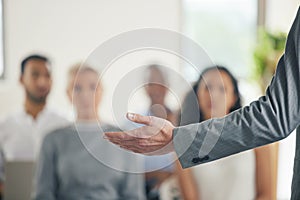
[35,63,145,200]
[176,66,277,200]
[143,65,177,200]
[0,54,69,198]
[104,10,300,199]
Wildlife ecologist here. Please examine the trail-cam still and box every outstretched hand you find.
[104,113,175,155]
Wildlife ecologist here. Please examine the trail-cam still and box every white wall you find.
[2,0,298,119]
[0,0,182,122]
[266,0,299,32]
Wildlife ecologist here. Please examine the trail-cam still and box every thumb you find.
[126,113,152,126]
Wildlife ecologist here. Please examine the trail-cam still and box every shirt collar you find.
[20,106,49,122]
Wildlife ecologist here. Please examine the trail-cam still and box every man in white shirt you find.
[0,54,69,193]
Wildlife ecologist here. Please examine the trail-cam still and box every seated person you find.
[143,65,177,199]
[0,54,69,197]
[35,63,145,200]
[176,66,277,200]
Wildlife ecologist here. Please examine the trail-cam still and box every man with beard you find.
[0,54,69,195]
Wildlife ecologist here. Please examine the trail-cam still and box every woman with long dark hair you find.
[176,66,277,200]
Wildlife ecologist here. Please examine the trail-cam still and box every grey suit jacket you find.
[173,7,300,199]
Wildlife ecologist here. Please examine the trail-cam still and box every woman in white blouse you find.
[176,66,277,200]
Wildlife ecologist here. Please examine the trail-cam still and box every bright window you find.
[182,0,258,81]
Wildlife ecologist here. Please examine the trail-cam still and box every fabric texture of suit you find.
[173,7,300,199]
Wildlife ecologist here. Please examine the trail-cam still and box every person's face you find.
[20,59,52,104]
[197,70,237,119]
[67,70,102,119]
[145,68,168,105]
[145,83,167,105]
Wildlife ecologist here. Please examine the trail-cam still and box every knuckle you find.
[135,114,141,121]
[138,139,147,147]
[148,116,153,125]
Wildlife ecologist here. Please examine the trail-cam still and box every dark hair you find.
[21,54,50,74]
[193,65,242,121]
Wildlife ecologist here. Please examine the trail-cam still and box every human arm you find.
[0,149,4,198]
[34,134,58,200]
[176,160,199,200]
[255,144,278,200]
[105,7,300,168]
[120,171,146,200]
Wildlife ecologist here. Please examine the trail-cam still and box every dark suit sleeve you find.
[173,7,300,168]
